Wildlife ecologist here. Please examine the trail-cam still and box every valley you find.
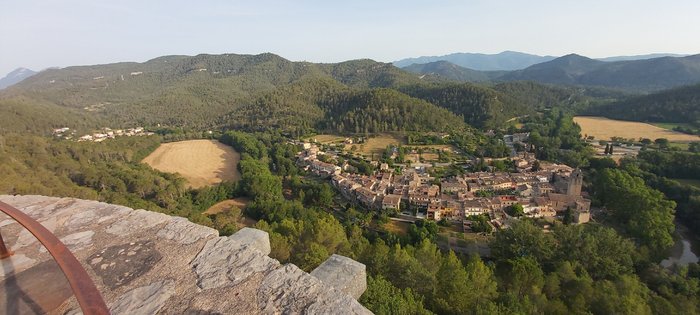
[1,51,700,315]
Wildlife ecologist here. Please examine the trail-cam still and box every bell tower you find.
[567,169,583,196]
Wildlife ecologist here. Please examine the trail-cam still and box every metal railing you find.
[0,200,110,314]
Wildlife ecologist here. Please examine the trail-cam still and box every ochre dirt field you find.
[574,116,700,142]
[142,139,241,188]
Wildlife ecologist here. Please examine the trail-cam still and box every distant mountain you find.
[499,54,700,91]
[589,83,700,123]
[597,53,688,62]
[0,68,37,89]
[394,51,557,71]
[501,54,607,85]
[402,61,504,82]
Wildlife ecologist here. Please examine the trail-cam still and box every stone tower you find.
[568,169,583,196]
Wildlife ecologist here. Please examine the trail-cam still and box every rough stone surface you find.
[228,227,271,255]
[157,216,218,245]
[40,230,95,253]
[0,254,36,277]
[0,195,371,314]
[191,236,279,290]
[311,254,368,300]
[87,240,163,289]
[109,280,175,315]
[105,209,169,236]
[259,264,371,315]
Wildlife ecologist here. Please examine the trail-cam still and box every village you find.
[296,136,592,234]
[52,126,154,142]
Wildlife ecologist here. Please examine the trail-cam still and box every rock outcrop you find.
[0,195,370,314]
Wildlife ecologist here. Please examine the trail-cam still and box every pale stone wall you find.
[0,195,370,315]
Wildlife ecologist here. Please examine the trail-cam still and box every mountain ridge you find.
[403,54,700,92]
[394,51,556,71]
[0,67,37,89]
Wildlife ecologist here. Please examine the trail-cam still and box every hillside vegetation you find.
[404,54,700,92]
[590,83,700,124]
[0,52,624,136]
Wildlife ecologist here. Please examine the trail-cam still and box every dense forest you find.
[590,83,700,124]
[0,53,629,137]
[617,150,700,241]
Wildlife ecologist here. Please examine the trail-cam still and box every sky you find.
[2,0,700,75]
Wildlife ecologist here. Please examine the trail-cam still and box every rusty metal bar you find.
[0,200,110,315]
[0,229,13,259]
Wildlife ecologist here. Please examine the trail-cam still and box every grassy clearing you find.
[411,144,457,152]
[203,197,251,215]
[384,220,410,236]
[142,140,241,188]
[574,116,700,142]
[308,134,346,144]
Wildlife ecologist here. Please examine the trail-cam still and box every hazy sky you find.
[2,0,700,75]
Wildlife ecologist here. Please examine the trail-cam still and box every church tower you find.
[567,169,583,196]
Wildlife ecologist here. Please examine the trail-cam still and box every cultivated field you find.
[349,134,405,157]
[142,139,241,188]
[574,116,700,142]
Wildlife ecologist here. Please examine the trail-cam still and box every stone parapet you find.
[311,254,368,300]
[0,195,371,314]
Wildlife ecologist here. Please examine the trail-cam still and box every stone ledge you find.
[311,254,368,300]
[0,195,371,314]
[228,227,271,255]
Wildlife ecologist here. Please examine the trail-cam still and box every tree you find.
[655,138,670,149]
[595,169,675,253]
[491,220,555,265]
[562,207,573,225]
[505,203,525,217]
[433,251,474,314]
[503,256,545,298]
[360,276,432,315]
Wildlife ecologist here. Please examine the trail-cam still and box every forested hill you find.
[403,53,700,92]
[589,83,700,123]
[0,52,625,135]
[0,53,437,134]
[502,54,700,92]
[402,61,503,82]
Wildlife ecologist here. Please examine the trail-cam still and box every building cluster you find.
[298,142,591,232]
[53,127,154,142]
